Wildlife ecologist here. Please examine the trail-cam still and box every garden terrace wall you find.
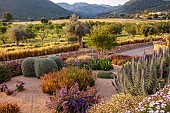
[112,42,153,53]
[0,49,97,65]
[0,42,153,66]
[0,44,80,61]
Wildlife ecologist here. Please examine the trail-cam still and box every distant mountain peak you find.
[99,0,170,17]
[57,2,113,18]
[0,0,71,21]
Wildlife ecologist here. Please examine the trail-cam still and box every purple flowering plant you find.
[46,83,101,113]
[0,84,13,95]
[16,80,25,92]
[0,84,8,92]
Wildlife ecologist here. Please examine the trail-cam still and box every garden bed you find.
[0,73,117,113]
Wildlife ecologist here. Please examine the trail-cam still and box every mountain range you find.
[57,2,113,18]
[100,0,170,17]
[0,0,169,21]
[0,0,71,21]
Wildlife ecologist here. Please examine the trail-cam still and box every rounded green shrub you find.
[34,58,58,78]
[0,65,12,84]
[47,55,64,70]
[21,57,37,77]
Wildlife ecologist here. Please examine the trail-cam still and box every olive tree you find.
[38,25,49,41]
[0,26,8,44]
[104,23,123,35]
[40,17,48,24]
[2,12,13,22]
[66,14,89,47]
[124,23,136,37]
[7,26,27,46]
[87,26,117,58]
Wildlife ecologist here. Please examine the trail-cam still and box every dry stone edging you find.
[0,42,153,65]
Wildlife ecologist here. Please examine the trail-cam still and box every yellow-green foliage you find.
[0,44,79,61]
[88,94,143,113]
[34,58,58,78]
[40,67,95,94]
[116,35,161,46]
[0,103,20,113]
[21,57,37,77]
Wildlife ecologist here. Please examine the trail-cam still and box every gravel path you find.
[119,45,154,56]
[0,76,52,113]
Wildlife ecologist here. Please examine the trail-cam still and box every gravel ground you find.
[0,76,52,113]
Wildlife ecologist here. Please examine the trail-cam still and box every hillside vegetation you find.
[100,0,170,17]
[0,0,71,21]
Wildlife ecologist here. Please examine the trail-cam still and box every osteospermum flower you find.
[135,84,170,112]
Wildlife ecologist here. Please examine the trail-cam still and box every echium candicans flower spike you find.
[158,47,162,56]
[136,62,139,76]
[150,56,154,72]
[145,57,148,67]
[160,58,164,79]
[163,47,166,58]
[168,46,170,55]
[168,59,170,84]
[153,50,156,57]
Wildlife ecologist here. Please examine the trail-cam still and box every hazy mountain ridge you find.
[57,2,113,17]
[0,0,72,21]
[101,0,170,16]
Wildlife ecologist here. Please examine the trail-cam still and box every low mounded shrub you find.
[88,94,143,113]
[5,62,22,77]
[21,57,37,77]
[97,72,116,79]
[84,59,113,71]
[0,103,20,113]
[111,54,137,66]
[47,55,64,70]
[34,58,58,78]
[40,67,95,94]
[64,55,93,67]
[0,65,12,84]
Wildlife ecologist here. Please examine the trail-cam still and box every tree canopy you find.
[87,26,117,58]
[66,14,89,47]
[2,12,12,22]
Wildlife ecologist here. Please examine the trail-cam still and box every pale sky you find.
[50,0,129,6]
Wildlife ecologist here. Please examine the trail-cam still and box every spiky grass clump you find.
[0,103,20,113]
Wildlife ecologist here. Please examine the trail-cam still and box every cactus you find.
[34,58,58,78]
[21,57,37,77]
